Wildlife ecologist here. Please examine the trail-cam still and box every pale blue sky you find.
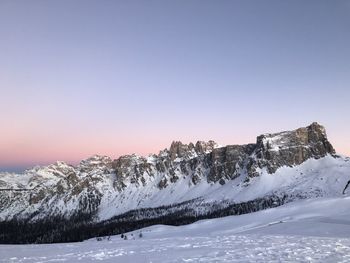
[0,0,349,172]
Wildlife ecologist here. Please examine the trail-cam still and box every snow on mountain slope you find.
[2,197,350,262]
[1,153,349,222]
[97,154,350,220]
[0,122,348,226]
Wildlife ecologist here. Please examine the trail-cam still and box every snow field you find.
[2,196,350,262]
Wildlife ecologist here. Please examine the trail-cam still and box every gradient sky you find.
[0,0,349,172]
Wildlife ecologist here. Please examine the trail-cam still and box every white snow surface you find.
[2,196,350,262]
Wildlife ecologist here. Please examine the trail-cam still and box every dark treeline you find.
[0,195,288,244]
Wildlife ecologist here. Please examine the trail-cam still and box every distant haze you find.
[0,0,349,172]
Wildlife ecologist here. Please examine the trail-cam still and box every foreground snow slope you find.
[2,196,350,262]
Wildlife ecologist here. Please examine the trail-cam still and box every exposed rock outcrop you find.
[247,122,335,176]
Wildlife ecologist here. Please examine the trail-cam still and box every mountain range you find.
[1,122,349,243]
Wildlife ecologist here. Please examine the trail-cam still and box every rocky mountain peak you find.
[167,140,219,160]
[251,122,335,175]
[24,161,75,178]
[112,154,144,169]
[168,141,195,160]
[81,155,112,163]
[78,155,113,173]
[305,122,330,145]
[256,122,334,152]
[195,140,219,154]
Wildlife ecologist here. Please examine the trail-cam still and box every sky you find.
[0,0,349,172]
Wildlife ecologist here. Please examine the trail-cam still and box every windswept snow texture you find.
[2,197,350,262]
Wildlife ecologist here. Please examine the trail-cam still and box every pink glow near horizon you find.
[0,1,349,170]
[0,131,254,167]
[0,126,348,169]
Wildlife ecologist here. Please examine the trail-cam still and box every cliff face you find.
[247,122,336,176]
[0,122,339,222]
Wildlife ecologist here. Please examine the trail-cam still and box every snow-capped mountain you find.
[1,122,350,243]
